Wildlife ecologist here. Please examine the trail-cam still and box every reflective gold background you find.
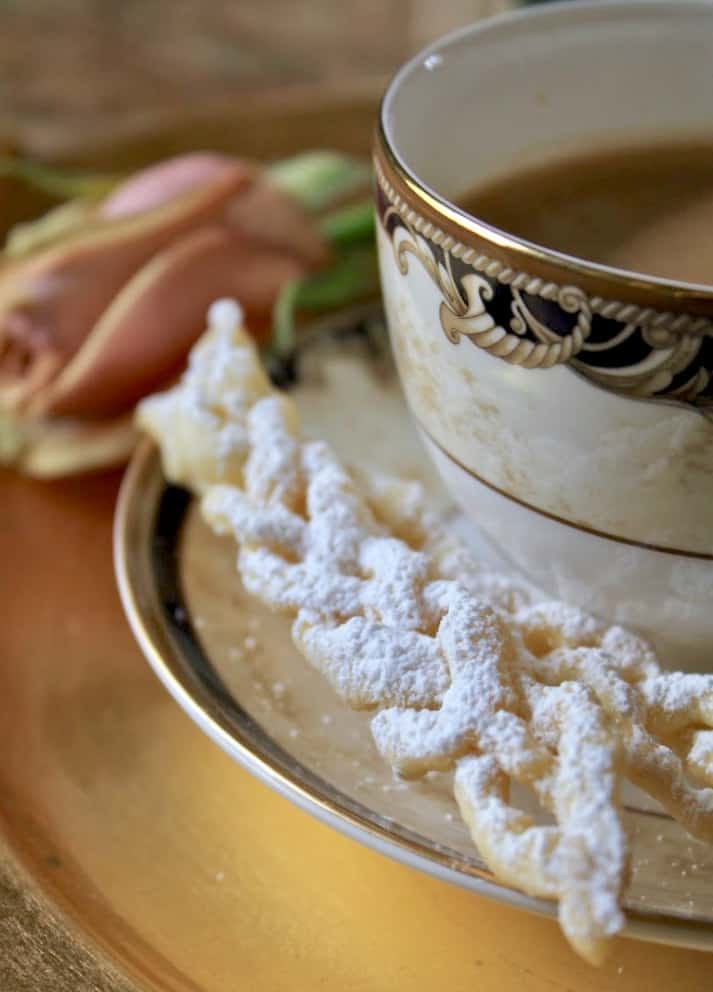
[1,5,712,989]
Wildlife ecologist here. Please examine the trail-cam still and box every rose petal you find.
[100,152,248,219]
[228,173,330,269]
[33,226,304,418]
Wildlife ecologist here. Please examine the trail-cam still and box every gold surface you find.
[1,93,713,992]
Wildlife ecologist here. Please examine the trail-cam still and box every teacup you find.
[374,0,713,671]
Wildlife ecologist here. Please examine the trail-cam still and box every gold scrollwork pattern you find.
[379,188,713,418]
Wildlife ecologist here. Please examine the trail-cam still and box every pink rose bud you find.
[0,152,328,420]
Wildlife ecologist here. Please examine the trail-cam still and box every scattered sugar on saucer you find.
[381,781,409,794]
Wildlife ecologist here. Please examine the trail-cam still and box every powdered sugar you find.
[138,300,713,965]
[294,614,448,709]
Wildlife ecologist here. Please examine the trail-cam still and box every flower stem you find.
[268,245,380,360]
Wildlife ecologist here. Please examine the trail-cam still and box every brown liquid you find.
[461,140,713,284]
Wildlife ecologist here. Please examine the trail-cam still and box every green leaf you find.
[294,246,378,310]
[320,200,374,248]
[268,151,371,213]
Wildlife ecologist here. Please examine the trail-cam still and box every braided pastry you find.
[138,300,713,964]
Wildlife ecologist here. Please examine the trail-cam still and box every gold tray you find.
[2,92,713,992]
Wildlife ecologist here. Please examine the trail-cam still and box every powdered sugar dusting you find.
[138,300,713,965]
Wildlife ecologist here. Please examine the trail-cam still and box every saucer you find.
[115,312,713,952]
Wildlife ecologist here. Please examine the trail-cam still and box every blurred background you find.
[1,0,511,150]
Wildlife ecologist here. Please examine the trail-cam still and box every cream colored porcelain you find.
[375,0,713,671]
